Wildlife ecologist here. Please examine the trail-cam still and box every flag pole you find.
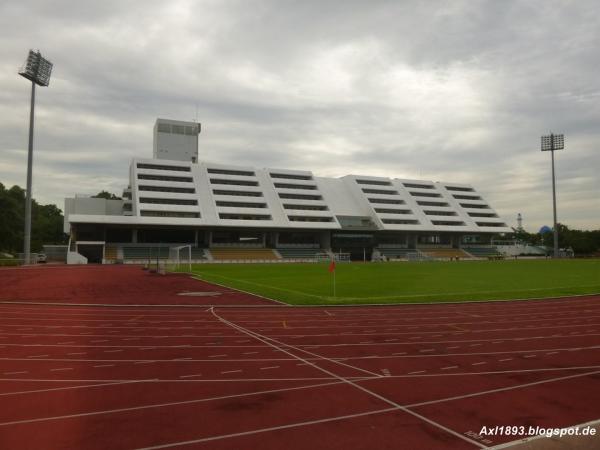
[333,265,336,298]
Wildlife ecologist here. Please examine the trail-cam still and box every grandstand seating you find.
[419,248,471,259]
[123,246,169,260]
[377,248,419,260]
[104,245,118,261]
[190,247,207,260]
[209,248,280,261]
[277,248,324,259]
[463,247,503,258]
[121,246,208,261]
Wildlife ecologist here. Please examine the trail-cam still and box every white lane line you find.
[259,366,279,370]
[173,358,193,361]
[104,350,123,353]
[447,346,460,349]
[210,308,485,448]
[179,374,203,379]
[208,354,228,358]
[381,369,391,376]
[0,376,345,382]
[50,368,73,372]
[546,351,558,355]
[137,407,399,449]
[419,349,435,353]
[67,352,86,356]
[408,370,426,375]
[93,364,114,368]
[4,371,28,375]
[134,361,154,365]
[499,358,513,362]
[441,366,458,371]
[0,380,144,397]
[0,380,357,427]
[408,368,600,408]
[471,362,487,366]
[523,355,536,358]
[221,370,242,374]
[243,351,259,355]
[27,354,49,358]
[392,352,406,356]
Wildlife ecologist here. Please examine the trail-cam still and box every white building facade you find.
[64,119,510,263]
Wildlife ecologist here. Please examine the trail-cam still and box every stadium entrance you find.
[331,233,374,261]
[77,243,104,264]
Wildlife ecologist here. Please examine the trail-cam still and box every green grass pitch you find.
[188,259,600,305]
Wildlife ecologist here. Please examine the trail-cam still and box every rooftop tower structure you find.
[153,118,201,163]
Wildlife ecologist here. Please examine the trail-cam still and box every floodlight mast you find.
[18,50,53,265]
[540,133,564,258]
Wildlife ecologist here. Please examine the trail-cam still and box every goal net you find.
[167,245,192,272]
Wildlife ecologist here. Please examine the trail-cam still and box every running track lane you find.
[1,266,600,448]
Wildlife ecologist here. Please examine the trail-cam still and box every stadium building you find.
[64,119,511,264]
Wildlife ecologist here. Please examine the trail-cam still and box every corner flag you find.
[328,260,336,273]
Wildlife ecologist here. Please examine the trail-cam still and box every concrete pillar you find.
[320,232,331,250]
[132,229,138,244]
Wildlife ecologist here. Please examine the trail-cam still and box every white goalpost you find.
[168,245,192,272]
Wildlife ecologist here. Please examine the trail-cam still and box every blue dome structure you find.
[539,225,552,234]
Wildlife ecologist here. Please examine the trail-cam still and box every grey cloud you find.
[0,0,598,230]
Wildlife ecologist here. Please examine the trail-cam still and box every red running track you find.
[1,265,600,449]
[0,265,274,306]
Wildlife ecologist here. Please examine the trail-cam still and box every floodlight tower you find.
[18,50,53,264]
[540,133,564,258]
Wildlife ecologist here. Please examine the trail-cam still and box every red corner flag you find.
[328,260,336,273]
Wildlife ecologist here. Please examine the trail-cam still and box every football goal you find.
[168,245,192,272]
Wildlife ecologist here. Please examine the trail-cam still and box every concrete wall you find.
[64,198,124,233]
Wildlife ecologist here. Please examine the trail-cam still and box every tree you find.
[0,182,68,254]
[93,191,121,200]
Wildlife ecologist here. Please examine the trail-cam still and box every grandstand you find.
[209,248,278,262]
[463,246,504,259]
[63,118,511,264]
[419,248,471,260]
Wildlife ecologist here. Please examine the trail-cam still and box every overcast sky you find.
[1,0,599,231]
